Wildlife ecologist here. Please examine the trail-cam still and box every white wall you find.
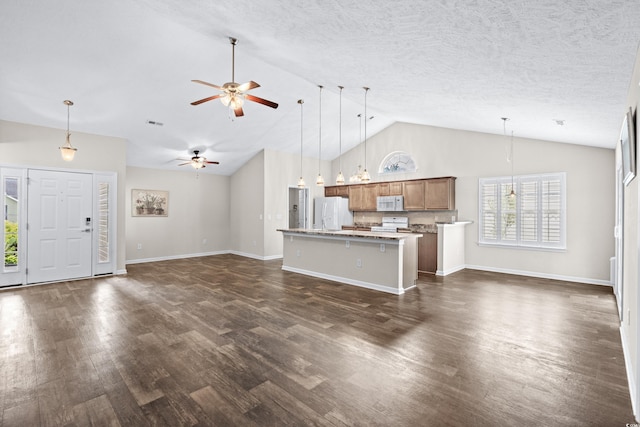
[0,119,127,272]
[620,44,640,419]
[333,121,615,284]
[125,166,230,262]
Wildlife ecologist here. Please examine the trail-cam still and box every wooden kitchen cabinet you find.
[403,180,426,210]
[325,185,349,197]
[348,184,377,211]
[389,181,403,195]
[378,181,403,196]
[425,177,455,210]
[417,232,437,274]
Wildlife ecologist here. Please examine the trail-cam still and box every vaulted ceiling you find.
[1,0,639,175]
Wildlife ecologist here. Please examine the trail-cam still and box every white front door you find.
[27,170,93,284]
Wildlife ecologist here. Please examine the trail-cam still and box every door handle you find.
[81,228,91,233]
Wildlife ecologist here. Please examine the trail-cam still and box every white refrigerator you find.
[313,197,353,230]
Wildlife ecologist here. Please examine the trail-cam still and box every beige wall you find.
[125,166,230,262]
[230,151,265,257]
[0,119,127,272]
[333,121,615,284]
[263,149,330,258]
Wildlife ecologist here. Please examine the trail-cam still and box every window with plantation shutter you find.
[98,182,110,263]
[479,173,566,250]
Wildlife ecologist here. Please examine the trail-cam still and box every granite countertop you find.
[277,228,423,241]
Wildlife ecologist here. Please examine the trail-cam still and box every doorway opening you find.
[288,186,309,229]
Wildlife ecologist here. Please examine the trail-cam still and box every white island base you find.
[278,229,422,295]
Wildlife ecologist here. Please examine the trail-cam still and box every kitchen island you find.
[277,228,422,295]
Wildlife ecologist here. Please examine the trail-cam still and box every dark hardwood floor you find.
[0,254,635,426]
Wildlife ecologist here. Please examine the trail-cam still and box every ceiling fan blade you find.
[177,162,191,166]
[191,94,224,105]
[245,94,278,109]
[234,106,244,117]
[237,81,260,92]
[205,161,220,164]
[192,79,223,90]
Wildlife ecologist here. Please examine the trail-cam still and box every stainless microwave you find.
[376,195,404,212]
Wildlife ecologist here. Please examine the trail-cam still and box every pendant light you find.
[502,117,516,198]
[349,113,364,183]
[316,85,325,186]
[361,87,370,182]
[336,85,345,185]
[297,99,305,188]
[59,100,77,161]
[509,130,516,198]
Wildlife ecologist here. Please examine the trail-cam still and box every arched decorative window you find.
[378,151,417,174]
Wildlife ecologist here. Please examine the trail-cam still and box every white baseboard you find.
[125,250,284,265]
[464,264,611,287]
[125,250,230,265]
[620,325,638,421]
[228,251,283,261]
[436,264,466,277]
[116,269,127,275]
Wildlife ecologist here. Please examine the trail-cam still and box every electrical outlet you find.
[628,309,631,326]
[380,244,385,252]
[296,249,301,257]
[356,258,362,268]
[346,240,350,248]
[137,243,142,250]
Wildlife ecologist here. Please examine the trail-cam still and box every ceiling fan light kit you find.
[59,100,77,162]
[177,150,219,171]
[191,37,278,117]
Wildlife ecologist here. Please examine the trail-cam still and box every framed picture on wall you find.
[621,107,636,186]
[132,189,169,216]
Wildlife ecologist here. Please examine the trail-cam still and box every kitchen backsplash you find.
[354,210,458,226]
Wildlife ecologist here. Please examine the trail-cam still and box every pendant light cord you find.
[338,86,343,173]
[363,87,369,171]
[299,99,304,178]
[318,85,323,176]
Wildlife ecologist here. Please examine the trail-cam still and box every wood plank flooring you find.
[0,254,635,426]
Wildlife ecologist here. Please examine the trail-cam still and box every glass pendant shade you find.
[361,169,370,182]
[336,171,345,185]
[59,134,77,161]
[298,176,305,188]
[316,174,325,186]
[59,100,77,161]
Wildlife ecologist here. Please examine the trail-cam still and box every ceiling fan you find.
[190,37,279,117]
[177,150,219,169]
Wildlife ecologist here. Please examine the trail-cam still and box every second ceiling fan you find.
[191,37,279,117]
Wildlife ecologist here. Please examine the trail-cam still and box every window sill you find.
[477,242,567,253]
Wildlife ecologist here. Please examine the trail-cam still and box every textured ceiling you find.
[1,0,639,175]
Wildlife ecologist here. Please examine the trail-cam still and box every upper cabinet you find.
[403,181,426,210]
[425,177,455,210]
[378,182,403,196]
[348,184,378,211]
[325,177,455,211]
[325,185,349,197]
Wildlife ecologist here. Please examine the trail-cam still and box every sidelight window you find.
[478,173,566,250]
[3,177,19,269]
